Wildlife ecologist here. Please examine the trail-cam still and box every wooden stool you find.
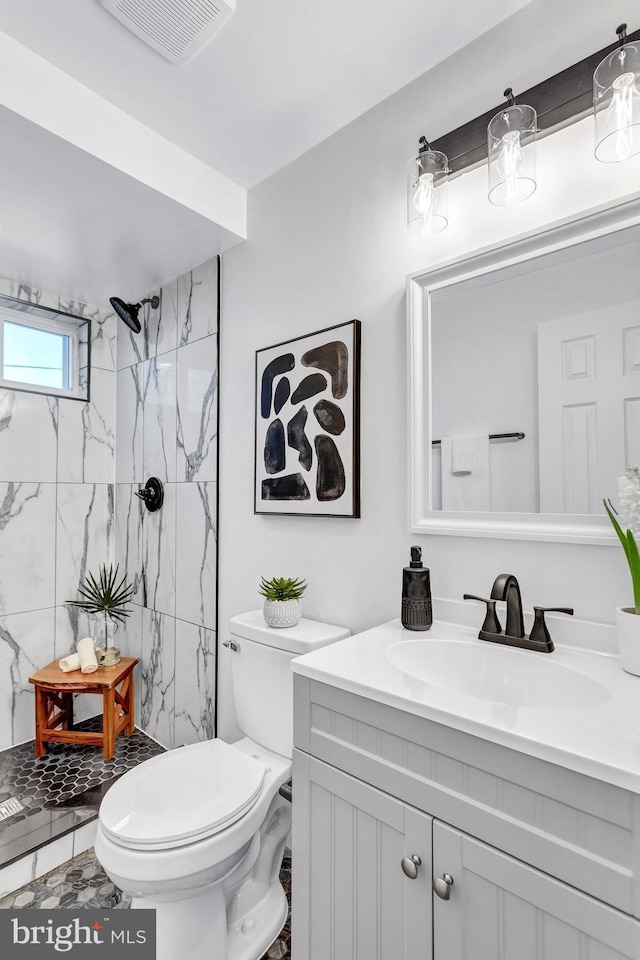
[29,657,138,761]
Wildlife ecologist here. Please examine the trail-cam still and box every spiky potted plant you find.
[259,576,307,628]
[604,466,640,675]
[67,563,135,666]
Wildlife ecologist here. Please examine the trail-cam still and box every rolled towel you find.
[77,637,98,675]
[59,653,81,673]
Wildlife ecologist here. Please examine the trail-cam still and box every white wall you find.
[219,0,640,739]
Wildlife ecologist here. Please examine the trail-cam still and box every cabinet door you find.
[433,821,640,960]
[293,750,432,960]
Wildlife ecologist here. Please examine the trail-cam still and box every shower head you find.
[110,297,140,333]
[110,295,160,334]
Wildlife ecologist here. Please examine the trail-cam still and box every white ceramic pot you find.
[616,606,640,676]
[263,598,302,629]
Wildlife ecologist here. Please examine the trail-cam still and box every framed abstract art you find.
[254,319,361,517]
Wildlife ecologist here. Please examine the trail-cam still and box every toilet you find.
[94,610,350,960]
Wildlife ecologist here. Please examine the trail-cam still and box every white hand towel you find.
[441,435,490,511]
[59,653,81,673]
[77,637,98,675]
[451,435,478,475]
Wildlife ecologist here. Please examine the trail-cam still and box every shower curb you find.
[0,817,97,899]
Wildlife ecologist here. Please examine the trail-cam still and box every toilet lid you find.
[99,740,266,848]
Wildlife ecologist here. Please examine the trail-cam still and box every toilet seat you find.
[99,739,266,850]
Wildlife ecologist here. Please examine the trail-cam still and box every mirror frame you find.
[407,196,640,544]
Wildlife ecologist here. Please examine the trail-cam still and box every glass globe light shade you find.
[594,38,640,162]
[407,147,449,236]
[487,102,537,206]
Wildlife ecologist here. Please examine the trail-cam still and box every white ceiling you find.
[0,105,231,305]
[0,0,530,189]
[0,0,635,305]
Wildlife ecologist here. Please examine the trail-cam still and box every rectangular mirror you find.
[407,198,640,543]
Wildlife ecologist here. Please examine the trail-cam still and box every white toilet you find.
[95,611,349,960]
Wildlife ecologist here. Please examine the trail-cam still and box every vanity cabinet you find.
[292,677,640,960]
[433,821,637,960]
[293,752,432,959]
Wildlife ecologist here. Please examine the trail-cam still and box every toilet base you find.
[127,794,292,960]
[131,876,287,960]
[227,880,288,960]
[131,881,227,960]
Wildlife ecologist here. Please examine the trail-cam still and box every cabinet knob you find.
[401,854,422,879]
[433,873,454,900]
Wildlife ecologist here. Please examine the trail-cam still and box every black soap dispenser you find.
[401,546,432,631]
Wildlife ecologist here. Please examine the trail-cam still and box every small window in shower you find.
[0,300,89,401]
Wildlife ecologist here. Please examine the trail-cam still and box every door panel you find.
[433,821,640,960]
[293,750,433,960]
[538,305,640,513]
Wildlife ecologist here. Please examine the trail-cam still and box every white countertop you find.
[291,618,640,794]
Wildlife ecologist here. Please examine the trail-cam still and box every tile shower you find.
[0,259,219,753]
[0,257,220,892]
[115,257,219,748]
[0,720,164,895]
[0,279,116,751]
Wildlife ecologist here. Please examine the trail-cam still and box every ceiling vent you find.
[100,0,235,66]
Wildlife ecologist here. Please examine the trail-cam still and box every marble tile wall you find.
[0,279,116,750]
[115,258,218,748]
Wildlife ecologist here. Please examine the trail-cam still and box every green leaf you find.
[626,530,640,615]
[603,498,631,562]
[66,563,134,622]
[603,499,640,613]
[258,575,307,600]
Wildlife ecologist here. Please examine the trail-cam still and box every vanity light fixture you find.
[594,23,640,162]
[407,137,449,236]
[487,88,537,206]
[405,25,639,232]
[424,26,639,176]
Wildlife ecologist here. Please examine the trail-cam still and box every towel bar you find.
[432,431,525,446]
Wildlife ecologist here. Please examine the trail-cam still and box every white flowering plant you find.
[604,466,640,614]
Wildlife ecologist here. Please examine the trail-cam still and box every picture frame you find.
[254,319,361,517]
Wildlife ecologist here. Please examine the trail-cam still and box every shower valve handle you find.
[135,477,164,512]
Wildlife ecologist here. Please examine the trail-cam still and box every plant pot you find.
[616,606,640,676]
[97,646,121,667]
[92,615,121,667]
[263,598,302,629]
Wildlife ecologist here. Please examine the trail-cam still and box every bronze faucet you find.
[464,574,573,652]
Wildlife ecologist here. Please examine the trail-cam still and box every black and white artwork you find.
[255,320,361,517]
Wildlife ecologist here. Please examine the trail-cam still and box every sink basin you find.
[386,639,610,710]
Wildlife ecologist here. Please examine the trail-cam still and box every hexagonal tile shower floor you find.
[0,850,293,960]
[0,717,164,869]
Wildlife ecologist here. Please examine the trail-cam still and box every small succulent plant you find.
[258,576,307,601]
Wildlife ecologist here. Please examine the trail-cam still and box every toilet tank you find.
[228,611,350,758]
